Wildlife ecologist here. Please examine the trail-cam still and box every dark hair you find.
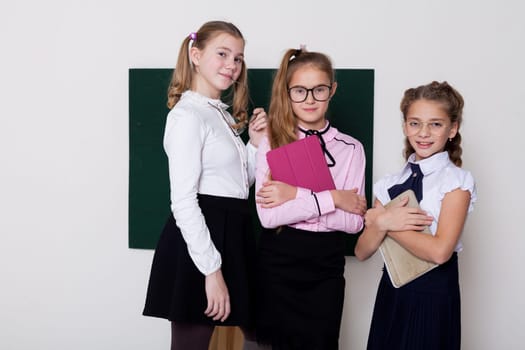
[400,81,465,166]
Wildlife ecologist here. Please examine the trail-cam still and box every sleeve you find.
[246,141,257,186]
[373,178,392,206]
[439,168,477,213]
[374,170,406,206]
[255,137,332,228]
[164,108,221,276]
[464,171,477,212]
[319,141,366,233]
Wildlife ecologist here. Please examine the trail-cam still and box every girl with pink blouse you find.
[254,47,367,350]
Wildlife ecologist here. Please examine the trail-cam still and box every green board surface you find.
[129,68,374,255]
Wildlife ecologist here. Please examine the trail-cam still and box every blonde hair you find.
[166,21,249,126]
[400,81,465,166]
[268,48,335,149]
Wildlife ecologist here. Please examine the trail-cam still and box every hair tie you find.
[188,32,197,67]
[290,44,307,61]
[290,50,301,61]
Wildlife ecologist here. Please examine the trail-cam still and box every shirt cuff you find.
[314,190,336,215]
[198,254,222,276]
[203,262,222,276]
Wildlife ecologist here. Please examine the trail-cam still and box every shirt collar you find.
[406,151,450,175]
[182,90,229,110]
[297,121,338,141]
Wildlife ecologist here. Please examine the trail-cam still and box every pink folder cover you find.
[266,136,336,192]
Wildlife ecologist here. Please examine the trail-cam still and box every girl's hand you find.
[256,180,297,208]
[204,269,230,322]
[248,108,267,147]
[331,188,367,215]
[371,197,434,232]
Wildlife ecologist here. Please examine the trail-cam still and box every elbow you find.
[257,215,279,229]
[348,216,364,234]
[260,221,279,229]
[256,206,285,229]
[354,251,367,262]
[353,243,371,262]
[433,254,453,265]
[340,214,364,234]
[431,248,454,265]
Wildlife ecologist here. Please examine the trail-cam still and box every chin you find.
[414,150,439,160]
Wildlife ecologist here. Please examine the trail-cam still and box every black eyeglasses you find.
[288,84,332,103]
[208,102,246,137]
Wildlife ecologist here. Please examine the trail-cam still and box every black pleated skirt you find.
[143,194,256,328]
[256,226,346,350]
[367,252,460,350]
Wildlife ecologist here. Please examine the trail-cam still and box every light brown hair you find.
[166,21,249,126]
[400,81,465,166]
[268,48,335,149]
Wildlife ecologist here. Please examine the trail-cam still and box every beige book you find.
[379,189,438,288]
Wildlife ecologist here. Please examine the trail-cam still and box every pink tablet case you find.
[266,136,336,192]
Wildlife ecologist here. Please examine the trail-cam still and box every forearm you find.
[354,225,386,261]
[387,230,454,265]
[325,147,366,233]
[323,190,364,233]
[171,197,222,275]
[322,208,364,233]
[256,192,325,228]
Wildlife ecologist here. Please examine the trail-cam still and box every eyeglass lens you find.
[405,120,448,135]
[288,85,331,102]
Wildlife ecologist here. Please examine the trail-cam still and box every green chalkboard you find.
[129,68,374,255]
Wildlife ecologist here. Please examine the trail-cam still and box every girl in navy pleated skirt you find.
[355,81,477,350]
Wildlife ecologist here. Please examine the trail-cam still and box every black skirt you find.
[367,253,460,350]
[256,226,346,350]
[143,194,256,328]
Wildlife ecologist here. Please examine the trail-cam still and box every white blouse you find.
[163,91,257,275]
[374,151,477,252]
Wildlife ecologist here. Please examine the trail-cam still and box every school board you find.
[128,68,374,255]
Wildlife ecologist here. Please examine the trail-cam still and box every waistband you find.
[197,193,249,211]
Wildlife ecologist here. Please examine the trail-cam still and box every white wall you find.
[1,1,524,349]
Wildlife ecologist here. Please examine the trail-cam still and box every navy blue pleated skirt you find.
[256,226,346,350]
[367,252,460,350]
[143,194,256,328]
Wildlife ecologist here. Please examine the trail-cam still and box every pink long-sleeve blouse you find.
[255,123,366,234]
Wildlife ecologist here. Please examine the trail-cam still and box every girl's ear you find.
[189,47,200,67]
[402,120,408,136]
[330,82,338,98]
[448,121,459,139]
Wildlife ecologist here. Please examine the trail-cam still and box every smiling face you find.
[190,33,245,99]
[403,99,458,161]
[288,65,336,130]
